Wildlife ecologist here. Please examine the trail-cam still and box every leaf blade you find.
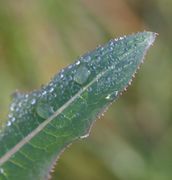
[0,31,156,180]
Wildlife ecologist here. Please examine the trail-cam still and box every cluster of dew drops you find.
[5,34,130,129]
[5,60,92,129]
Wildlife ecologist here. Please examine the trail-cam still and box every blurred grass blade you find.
[0,32,156,180]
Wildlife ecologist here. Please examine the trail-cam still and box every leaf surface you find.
[0,32,156,180]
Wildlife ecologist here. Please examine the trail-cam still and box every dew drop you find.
[100,47,104,51]
[132,74,135,78]
[60,74,64,78]
[105,94,111,100]
[16,107,19,112]
[31,99,36,105]
[105,91,119,101]
[87,56,91,61]
[74,65,91,85]
[115,91,119,96]
[97,56,101,61]
[0,168,4,174]
[42,91,47,96]
[87,87,93,92]
[36,102,54,119]
[49,87,54,93]
[80,133,89,139]
[128,80,132,85]
[76,60,80,65]
[18,102,22,107]
[68,65,73,69]
[11,117,16,122]
[8,114,12,118]
[10,103,15,111]
[110,46,113,51]
[110,41,114,46]
[7,121,12,126]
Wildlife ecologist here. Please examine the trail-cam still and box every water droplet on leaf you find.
[0,168,4,174]
[105,91,119,101]
[31,99,36,105]
[8,114,12,118]
[36,102,54,119]
[60,74,64,78]
[80,133,89,139]
[76,60,80,65]
[49,87,54,93]
[11,117,16,122]
[42,91,47,96]
[115,91,119,96]
[7,121,12,126]
[105,94,111,100]
[74,65,91,85]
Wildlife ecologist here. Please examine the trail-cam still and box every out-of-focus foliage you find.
[0,0,171,180]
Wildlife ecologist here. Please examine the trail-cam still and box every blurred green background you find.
[0,0,172,179]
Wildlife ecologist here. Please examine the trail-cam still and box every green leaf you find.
[0,32,156,180]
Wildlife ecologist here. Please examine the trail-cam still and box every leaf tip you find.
[144,31,158,48]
